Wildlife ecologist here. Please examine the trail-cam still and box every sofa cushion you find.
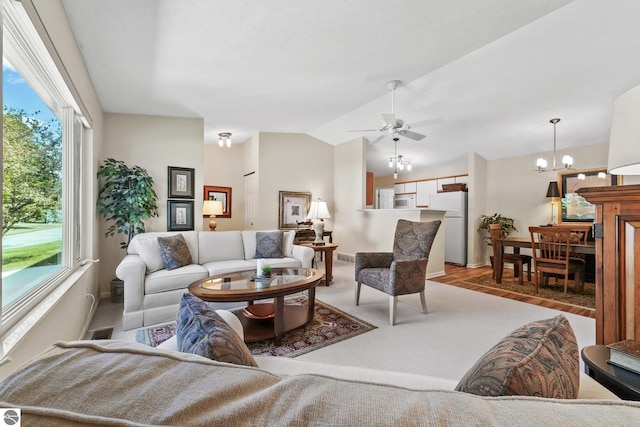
[198,231,245,264]
[255,231,284,258]
[242,230,295,260]
[454,314,579,398]
[135,237,165,273]
[176,293,257,366]
[157,234,193,270]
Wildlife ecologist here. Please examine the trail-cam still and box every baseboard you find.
[337,253,355,263]
[426,270,446,279]
[465,262,491,269]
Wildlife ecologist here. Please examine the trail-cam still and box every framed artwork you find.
[168,166,195,199]
[167,200,194,231]
[203,185,232,218]
[558,168,620,223]
[279,191,311,229]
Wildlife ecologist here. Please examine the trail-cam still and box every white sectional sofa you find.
[116,230,314,330]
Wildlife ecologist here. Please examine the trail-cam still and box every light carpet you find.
[110,260,595,381]
[135,296,376,357]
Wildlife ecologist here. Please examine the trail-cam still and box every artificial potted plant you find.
[478,213,517,246]
[97,158,159,301]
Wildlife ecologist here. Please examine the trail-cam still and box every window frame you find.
[1,0,87,333]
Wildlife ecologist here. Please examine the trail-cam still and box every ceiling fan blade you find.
[401,130,426,141]
[347,128,382,133]
[368,134,387,144]
[381,113,397,127]
[407,117,444,128]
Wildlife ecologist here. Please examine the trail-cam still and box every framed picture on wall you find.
[168,166,195,199]
[279,191,311,229]
[168,200,194,231]
[558,168,620,223]
[203,185,232,218]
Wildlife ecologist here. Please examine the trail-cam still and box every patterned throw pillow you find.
[393,219,441,261]
[455,314,579,398]
[157,234,193,270]
[255,231,284,258]
[176,293,257,367]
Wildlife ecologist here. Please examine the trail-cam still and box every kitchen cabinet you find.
[416,180,437,206]
[394,183,416,194]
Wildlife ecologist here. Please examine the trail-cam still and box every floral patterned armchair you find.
[355,219,441,325]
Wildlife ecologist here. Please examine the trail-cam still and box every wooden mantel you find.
[578,184,640,345]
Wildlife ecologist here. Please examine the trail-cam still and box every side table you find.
[303,243,338,285]
[581,345,640,400]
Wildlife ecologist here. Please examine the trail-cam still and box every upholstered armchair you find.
[355,219,441,325]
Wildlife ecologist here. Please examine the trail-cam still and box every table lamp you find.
[203,200,224,231]
[305,199,331,246]
[545,181,560,225]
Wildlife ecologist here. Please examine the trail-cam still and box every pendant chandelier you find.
[390,137,412,179]
[535,118,573,172]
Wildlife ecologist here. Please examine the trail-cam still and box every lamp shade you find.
[546,181,560,198]
[305,200,331,220]
[203,200,223,216]
[608,84,640,175]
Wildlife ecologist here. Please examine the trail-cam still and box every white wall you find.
[254,132,334,230]
[100,113,204,294]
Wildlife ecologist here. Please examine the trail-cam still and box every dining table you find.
[495,236,596,284]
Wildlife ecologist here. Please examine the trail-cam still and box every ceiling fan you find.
[349,80,442,144]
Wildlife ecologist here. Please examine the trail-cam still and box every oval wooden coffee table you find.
[188,268,323,345]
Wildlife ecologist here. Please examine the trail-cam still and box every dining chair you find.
[528,226,585,295]
[489,224,532,285]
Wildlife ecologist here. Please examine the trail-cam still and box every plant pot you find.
[110,278,124,303]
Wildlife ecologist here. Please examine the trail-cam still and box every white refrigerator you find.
[428,191,468,266]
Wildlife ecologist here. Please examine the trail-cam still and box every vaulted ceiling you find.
[61,0,640,176]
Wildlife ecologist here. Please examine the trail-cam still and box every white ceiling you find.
[60,0,640,177]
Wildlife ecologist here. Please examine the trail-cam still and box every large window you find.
[2,0,85,332]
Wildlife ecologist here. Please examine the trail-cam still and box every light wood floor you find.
[430,264,596,319]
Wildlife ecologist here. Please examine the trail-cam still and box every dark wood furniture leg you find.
[274,296,285,346]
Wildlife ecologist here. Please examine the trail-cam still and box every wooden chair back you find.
[488,224,504,258]
[568,224,591,244]
[529,226,579,294]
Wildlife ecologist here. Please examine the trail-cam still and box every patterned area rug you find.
[136,297,376,357]
[462,269,595,309]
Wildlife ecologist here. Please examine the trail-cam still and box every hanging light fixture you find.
[389,137,412,178]
[218,132,232,148]
[535,118,573,172]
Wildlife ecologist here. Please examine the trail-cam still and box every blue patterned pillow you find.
[393,219,441,261]
[176,293,257,367]
[157,234,193,270]
[255,231,284,258]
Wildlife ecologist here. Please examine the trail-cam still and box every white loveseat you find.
[116,230,314,330]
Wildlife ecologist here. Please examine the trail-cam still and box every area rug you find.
[136,297,376,357]
[462,269,595,309]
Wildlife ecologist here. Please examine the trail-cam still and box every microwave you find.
[394,194,416,209]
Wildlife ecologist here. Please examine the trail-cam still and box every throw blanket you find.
[1,340,639,426]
